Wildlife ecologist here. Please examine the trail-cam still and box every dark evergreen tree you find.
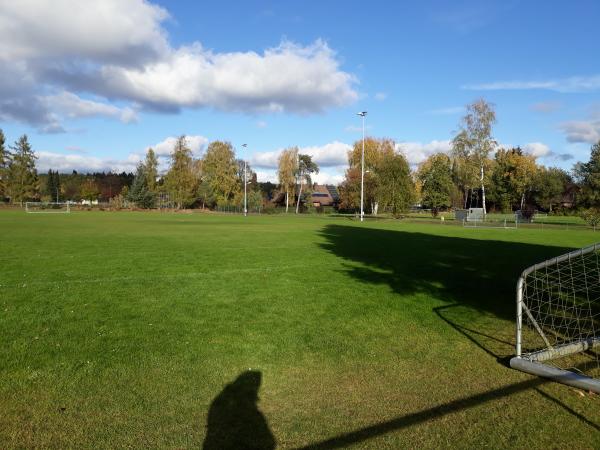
[7,135,39,204]
[45,170,61,202]
[127,163,156,208]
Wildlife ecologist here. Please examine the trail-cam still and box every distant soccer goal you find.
[510,243,600,392]
[25,202,71,213]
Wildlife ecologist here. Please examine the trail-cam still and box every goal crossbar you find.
[510,242,600,393]
[25,202,71,213]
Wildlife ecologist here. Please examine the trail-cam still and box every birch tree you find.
[346,137,395,214]
[295,154,319,213]
[457,99,497,214]
[277,147,298,212]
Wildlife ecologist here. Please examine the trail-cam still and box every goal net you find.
[25,202,71,213]
[510,243,600,392]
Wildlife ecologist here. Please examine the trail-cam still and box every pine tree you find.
[127,163,156,208]
[45,170,61,202]
[7,135,39,205]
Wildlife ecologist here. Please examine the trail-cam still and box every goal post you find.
[510,243,600,393]
[25,202,71,213]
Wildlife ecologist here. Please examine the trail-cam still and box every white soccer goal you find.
[510,243,600,392]
[25,202,71,213]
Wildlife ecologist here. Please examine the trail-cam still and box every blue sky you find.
[1,0,599,183]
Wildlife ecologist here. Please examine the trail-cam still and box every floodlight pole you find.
[357,111,367,222]
[242,144,248,217]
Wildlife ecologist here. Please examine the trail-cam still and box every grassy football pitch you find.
[1,210,599,448]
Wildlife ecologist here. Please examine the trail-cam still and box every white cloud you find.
[395,140,452,166]
[147,135,208,158]
[44,92,137,123]
[254,171,279,183]
[301,141,351,167]
[0,0,169,63]
[35,134,209,174]
[251,141,351,169]
[256,120,268,128]
[98,40,357,113]
[312,171,345,185]
[36,151,141,173]
[560,119,600,144]
[374,92,387,101]
[462,75,600,93]
[0,1,357,130]
[251,150,282,169]
[254,168,344,185]
[522,142,551,158]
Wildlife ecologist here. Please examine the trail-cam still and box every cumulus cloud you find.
[396,140,452,166]
[147,135,208,158]
[0,1,357,130]
[35,134,209,174]
[463,75,600,93]
[95,40,357,113]
[0,0,170,64]
[36,151,141,173]
[522,142,551,158]
[560,119,600,144]
[301,141,351,167]
[254,168,345,185]
[44,92,138,123]
[251,141,351,169]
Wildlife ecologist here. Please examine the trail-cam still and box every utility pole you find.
[242,144,248,217]
[357,111,367,222]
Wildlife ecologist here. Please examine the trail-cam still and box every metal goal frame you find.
[510,243,600,392]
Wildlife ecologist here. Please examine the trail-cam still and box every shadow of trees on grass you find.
[318,224,572,321]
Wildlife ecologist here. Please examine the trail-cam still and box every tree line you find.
[2,98,600,218]
[338,99,600,219]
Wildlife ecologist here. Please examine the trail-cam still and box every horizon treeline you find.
[1,98,600,217]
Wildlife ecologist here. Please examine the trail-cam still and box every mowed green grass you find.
[1,210,599,448]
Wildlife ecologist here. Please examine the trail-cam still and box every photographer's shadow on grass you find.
[203,370,275,450]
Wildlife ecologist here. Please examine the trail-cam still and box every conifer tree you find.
[46,170,61,202]
[127,163,156,208]
[7,135,39,205]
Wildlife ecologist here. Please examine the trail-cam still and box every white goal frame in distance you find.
[25,202,71,213]
[510,243,600,393]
